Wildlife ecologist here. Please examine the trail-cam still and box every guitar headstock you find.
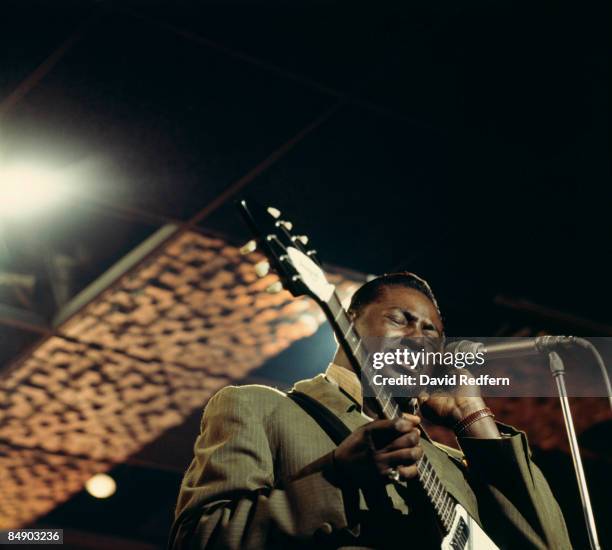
[237,199,335,303]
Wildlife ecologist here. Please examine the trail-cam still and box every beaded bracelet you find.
[453,407,494,436]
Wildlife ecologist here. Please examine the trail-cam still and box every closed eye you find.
[386,314,405,325]
[386,310,439,335]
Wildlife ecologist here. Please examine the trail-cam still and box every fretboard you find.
[322,291,457,533]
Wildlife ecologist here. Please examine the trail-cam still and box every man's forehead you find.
[375,285,432,308]
[373,286,443,326]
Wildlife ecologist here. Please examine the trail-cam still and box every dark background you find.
[0,0,610,548]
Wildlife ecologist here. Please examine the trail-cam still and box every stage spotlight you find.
[0,164,71,218]
[85,473,117,499]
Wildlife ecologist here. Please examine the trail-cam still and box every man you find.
[170,273,571,549]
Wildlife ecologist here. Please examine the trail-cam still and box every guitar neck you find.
[321,291,457,533]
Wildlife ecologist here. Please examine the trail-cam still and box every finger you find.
[417,391,430,404]
[363,415,421,430]
[377,445,424,468]
[365,417,419,449]
[393,416,420,431]
[400,413,421,425]
[398,464,419,480]
[365,418,417,445]
[381,428,420,452]
[363,418,397,432]
[364,419,405,449]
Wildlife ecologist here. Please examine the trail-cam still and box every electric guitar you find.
[237,199,499,550]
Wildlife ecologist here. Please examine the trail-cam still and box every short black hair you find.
[347,272,441,320]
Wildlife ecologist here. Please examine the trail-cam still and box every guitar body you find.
[441,504,499,550]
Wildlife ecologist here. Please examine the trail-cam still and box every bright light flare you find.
[85,473,116,499]
[0,164,71,217]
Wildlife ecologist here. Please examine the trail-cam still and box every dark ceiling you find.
[2,0,609,340]
[0,0,610,548]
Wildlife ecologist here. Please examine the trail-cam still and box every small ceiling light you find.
[85,473,116,499]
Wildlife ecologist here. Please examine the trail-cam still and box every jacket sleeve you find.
[169,385,351,550]
[458,423,572,550]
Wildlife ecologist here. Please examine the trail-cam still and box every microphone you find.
[446,336,577,360]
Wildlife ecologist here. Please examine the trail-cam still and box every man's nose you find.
[404,322,426,337]
[399,335,426,350]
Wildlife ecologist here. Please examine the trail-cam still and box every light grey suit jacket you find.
[170,374,571,549]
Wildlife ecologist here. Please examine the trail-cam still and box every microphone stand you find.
[548,351,601,550]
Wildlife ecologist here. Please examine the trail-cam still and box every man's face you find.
[353,285,444,351]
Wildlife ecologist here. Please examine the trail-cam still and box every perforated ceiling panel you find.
[0,230,359,528]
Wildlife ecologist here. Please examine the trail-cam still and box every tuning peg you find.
[267,207,281,219]
[240,240,257,255]
[278,220,293,231]
[292,235,309,245]
[265,281,283,294]
[254,260,270,277]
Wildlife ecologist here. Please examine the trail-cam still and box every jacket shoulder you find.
[205,383,287,416]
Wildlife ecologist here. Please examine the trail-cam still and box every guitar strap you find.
[287,390,352,445]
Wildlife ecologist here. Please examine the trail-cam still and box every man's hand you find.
[333,415,423,485]
[418,390,487,429]
[418,371,500,438]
